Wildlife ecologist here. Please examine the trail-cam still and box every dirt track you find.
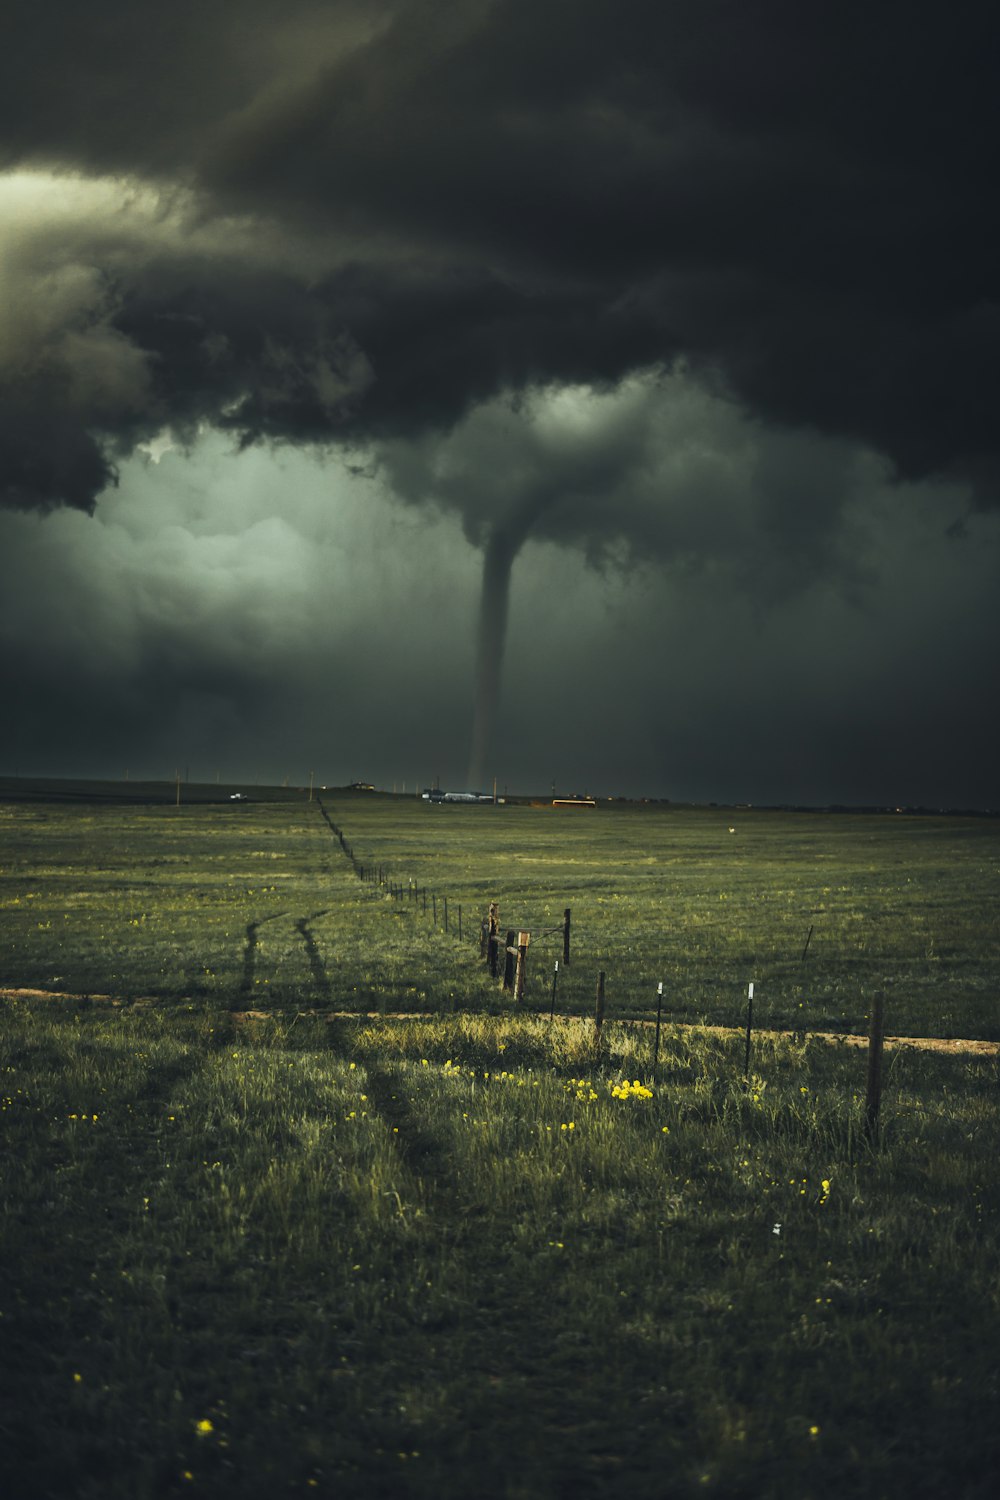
[3,986,997,1057]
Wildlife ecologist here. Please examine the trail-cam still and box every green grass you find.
[3,790,998,1038]
[1,1002,997,1498]
[0,797,494,1015]
[2,785,998,1494]
[333,794,1000,1038]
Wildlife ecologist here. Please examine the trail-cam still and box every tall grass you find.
[2,1000,997,1498]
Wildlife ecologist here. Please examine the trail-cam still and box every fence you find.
[317,797,893,1138]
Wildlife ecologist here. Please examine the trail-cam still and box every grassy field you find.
[2,787,999,1038]
[1,786,998,1496]
[1,1004,997,1498]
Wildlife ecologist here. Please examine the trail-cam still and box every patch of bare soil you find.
[659,1021,999,1057]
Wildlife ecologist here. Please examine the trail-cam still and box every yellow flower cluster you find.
[564,1077,598,1102]
[610,1080,654,1100]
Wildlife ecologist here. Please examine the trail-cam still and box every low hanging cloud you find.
[2,3,999,516]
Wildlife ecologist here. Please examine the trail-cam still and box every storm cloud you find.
[2,3,999,804]
[4,2,999,504]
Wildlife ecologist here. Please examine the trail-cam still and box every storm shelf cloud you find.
[1,1,998,806]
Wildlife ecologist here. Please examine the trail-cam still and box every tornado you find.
[466,495,548,790]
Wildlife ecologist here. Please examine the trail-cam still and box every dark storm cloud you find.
[3,1,1000,517]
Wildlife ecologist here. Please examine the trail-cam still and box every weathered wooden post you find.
[563,908,571,966]
[865,992,886,1143]
[549,959,559,1020]
[486,901,500,977]
[422,887,427,915]
[653,980,664,1079]
[594,971,606,1049]
[458,904,463,942]
[515,931,530,1001]
[444,896,449,933]
[744,982,754,1078]
[503,929,517,991]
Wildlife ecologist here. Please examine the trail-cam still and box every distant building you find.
[422,789,494,803]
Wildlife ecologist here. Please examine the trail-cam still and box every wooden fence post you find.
[487,902,500,977]
[865,992,886,1143]
[653,980,664,1080]
[515,931,530,1001]
[563,908,571,966]
[594,971,606,1049]
[744,982,754,1078]
[458,904,462,942]
[549,960,559,1020]
[503,929,517,991]
[444,896,449,933]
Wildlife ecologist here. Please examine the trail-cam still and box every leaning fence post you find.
[487,907,499,977]
[864,992,886,1143]
[485,902,499,975]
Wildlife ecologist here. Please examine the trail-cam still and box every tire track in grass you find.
[362,1061,453,1196]
[349,1047,685,1493]
[294,910,332,999]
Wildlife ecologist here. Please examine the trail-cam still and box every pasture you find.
[2,787,999,1037]
[1,787,998,1497]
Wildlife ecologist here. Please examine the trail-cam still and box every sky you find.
[2,1,998,808]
